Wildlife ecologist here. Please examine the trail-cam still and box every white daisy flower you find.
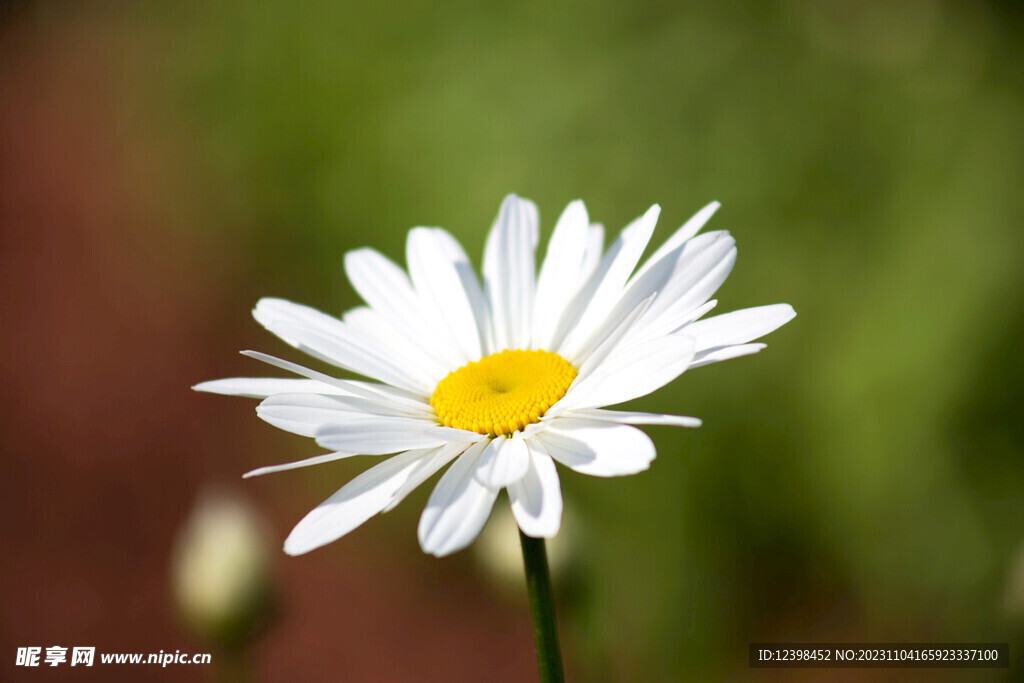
[195,195,795,557]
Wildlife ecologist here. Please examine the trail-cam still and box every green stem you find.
[519,530,565,683]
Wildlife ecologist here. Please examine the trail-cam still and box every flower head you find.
[195,195,794,557]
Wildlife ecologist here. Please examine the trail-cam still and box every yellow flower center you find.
[431,349,577,437]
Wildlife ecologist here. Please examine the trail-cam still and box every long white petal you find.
[568,235,684,364]
[689,343,766,368]
[241,350,374,393]
[552,205,660,357]
[508,443,562,537]
[253,298,435,394]
[581,224,605,282]
[633,201,721,280]
[342,306,449,382]
[418,444,500,556]
[532,200,590,350]
[536,418,655,477]
[192,377,347,398]
[343,247,418,316]
[483,194,538,351]
[383,441,475,512]
[553,332,696,413]
[629,232,736,341]
[256,392,419,438]
[283,449,427,555]
[475,435,530,488]
[570,294,655,377]
[407,228,486,362]
[239,350,432,413]
[344,248,462,368]
[642,242,737,339]
[685,304,795,351]
[315,417,479,455]
[567,408,702,428]
[243,451,361,478]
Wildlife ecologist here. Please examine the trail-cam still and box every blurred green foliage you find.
[140,0,1024,678]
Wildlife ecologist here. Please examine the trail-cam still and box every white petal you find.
[344,248,462,368]
[342,306,449,382]
[475,435,530,488]
[407,228,486,362]
[631,231,736,340]
[382,441,474,512]
[685,304,796,351]
[689,343,766,368]
[568,233,684,364]
[418,443,500,556]
[633,201,721,280]
[283,449,427,555]
[535,418,655,477]
[315,416,479,455]
[192,377,346,398]
[256,394,347,437]
[253,298,435,394]
[532,200,590,350]
[343,247,418,315]
[552,205,660,357]
[256,392,417,438]
[553,332,696,413]
[483,194,538,350]
[568,408,702,428]
[241,350,372,393]
[243,451,360,478]
[571,294,655,377]
[664,259,737,334]
[508,443,562,537]
[239,350,432,414]
[688,299,718,323]
[581,224,605,282]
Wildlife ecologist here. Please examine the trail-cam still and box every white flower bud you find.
[171,490,272,648]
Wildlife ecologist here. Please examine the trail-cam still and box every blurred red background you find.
[0,9,537,681]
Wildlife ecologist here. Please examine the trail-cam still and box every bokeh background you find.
[2,0,1023,680]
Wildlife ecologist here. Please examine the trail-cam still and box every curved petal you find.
[568,238,683,364]
[567,408,702,428]
[253,298,436,394]
[690,343,766,368]
[342,306,449,383]
[685,304,796,351]
[632,201,721,280]
[535,418,655,477]
[552,205,660,357]
[239,350,432,413]
[243,451,361,478]
[508,444,562,537]
[407,227,487,362]
[483,194,538,351]
[581,224,605,282]
[284,448,429,555]
[192,377,347,398]
[383,441,474,512]
[628,231,736,341]
[475,435,530,488]
[532,200,590,350]
[418,443,500,557]
[570,295,655,379]
[641,241,737,339]
[343,247,418,316]
[256,392,421,438]
[343,248,461,368]
[315,416,479,455]
[552,332,696,413]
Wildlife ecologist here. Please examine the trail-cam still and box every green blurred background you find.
[2,0,1022,680]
